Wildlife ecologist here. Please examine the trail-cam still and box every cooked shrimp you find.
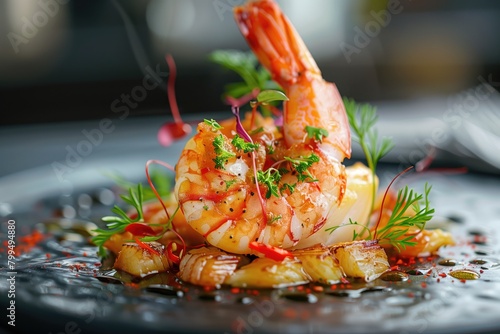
[174,0,373,255]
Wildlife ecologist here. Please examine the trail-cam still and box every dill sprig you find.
[91,184,145,257]
[375,183,434,251]
[326,183,434,251]
[343,98,394,222]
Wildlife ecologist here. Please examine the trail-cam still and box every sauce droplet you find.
[438,259,457,266]
[282,293,318,303]
[449,269,480,280]
[380,271,409,282]
[406,269,424,276]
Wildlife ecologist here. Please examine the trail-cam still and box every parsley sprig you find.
[305,126,329,142]
[232,134,259,153]
[213,134,236,169]
[285,154,320,182]
[257,168,282,198]
[92,184,145,257]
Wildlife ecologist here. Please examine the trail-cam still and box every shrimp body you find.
[175,0,370,255]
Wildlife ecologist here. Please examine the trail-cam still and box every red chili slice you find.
[125,223,156,237]
[248,241,293,262]
[166,241,181,265]
[134,238,160,256]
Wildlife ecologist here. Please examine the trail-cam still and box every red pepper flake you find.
[312,286,324,292]
[408,292,415,298]
[83,252,87,257]
[396,259,404,265]
[283,308,297,319]
[45,253,51,259]
[438,272,447,278]
[460,279,466,284]
[341,277,350,284]
[437,278,441,283]
[330,285,337,290]
[203,285,214,292]
[421,282,427,288]
[94,262,102,267]
[125,282,140,289]
[296,285,304,291]
[480,270,484,274]
[390,265,400,271]
[230,287,240,294]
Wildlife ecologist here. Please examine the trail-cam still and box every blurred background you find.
[1,0,500,191]
[1,0,499,125]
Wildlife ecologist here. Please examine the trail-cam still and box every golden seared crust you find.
[178,247,242,287]
[114,242,170,278]
[330,240,390,282]
[225,257,310,288]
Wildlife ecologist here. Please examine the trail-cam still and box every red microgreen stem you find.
[166,241,181,265]
[226,88,260,108]
[145,159,187,258]
[165,54,191,135]
[372,166,414,241]
[231,106,267,227]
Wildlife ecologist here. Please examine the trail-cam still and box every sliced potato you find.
[225,257,309,288]
[398,228,455,257]
[104,231,134,255]
[293,246,343,284]
[114,242,170,277]
[330,240,389,282]
[179,247,242,287]
[296,162,377,248]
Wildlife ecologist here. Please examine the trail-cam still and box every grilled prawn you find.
[174,0,374,255]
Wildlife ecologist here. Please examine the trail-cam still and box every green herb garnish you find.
[209,50,280,99]
[343,98,394,218]
[213,134,236,169]
[91,184,145,257]
[285,154,320,182]
[204,119,223,130]
[232,134,259,153]
[257,168,282,198]
[257,90,288,104]
[327,183,434,250]
[305,126,329,143]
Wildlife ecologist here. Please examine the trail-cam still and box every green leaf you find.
[204,119,223,130]
[257,90,289,104]
[305,126,329,142]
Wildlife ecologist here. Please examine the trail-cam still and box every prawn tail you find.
[233,0,321,88]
